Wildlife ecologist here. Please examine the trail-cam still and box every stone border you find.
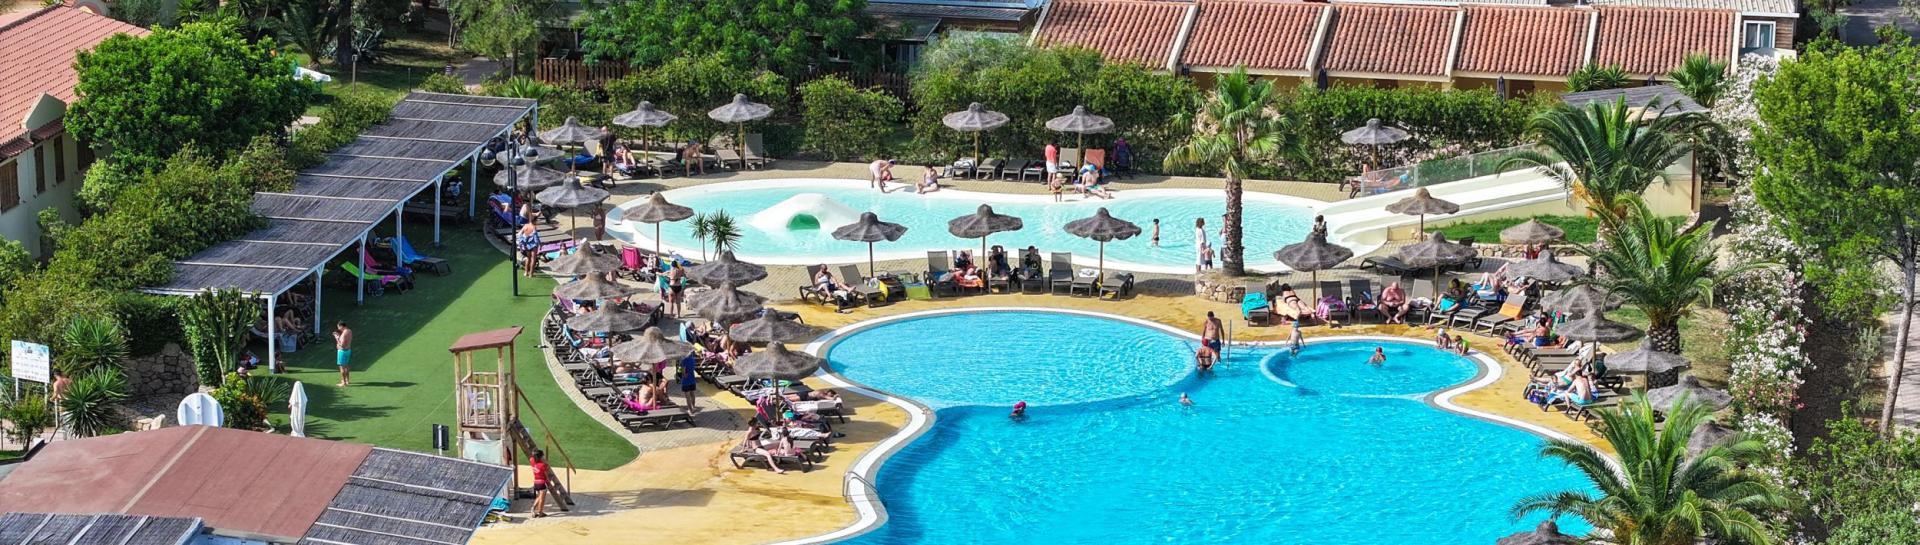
[772,307,1585,545]
[604,178,1362,275]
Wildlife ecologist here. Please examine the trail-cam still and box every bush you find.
[1794,414,1920,544]
[60,368,128,437]
[49,146,265,290]
[482,76,556,100]
[56,314,129,376]
[290,88,396,168]
[210,372,272,431]
[66,20,315,165]
[74,158,145,215]
[417,72,469,94]
[1267,85,1548,182]
[799,77,904,161]
[538,87,615,133]
[603,55,789,144]
[1,394,52,446]
[908,38,1197,171]
[1567,63,1631,92]
[179,288,256,388]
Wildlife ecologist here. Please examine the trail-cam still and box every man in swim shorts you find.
[334,321,353,387]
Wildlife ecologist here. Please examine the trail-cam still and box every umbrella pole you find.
[1097,241,1105,283]
[655,223,663,260]
[972,132,981,166]
[1076,133,1085,171]
[1312,270,1320,303]
[868,242,876,278]
[1418,214,1427,240]
[738,123,747,170]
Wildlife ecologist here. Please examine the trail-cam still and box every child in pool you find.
[1454,336,1470,355]
[1010,400,1028,421]
[1367,347,1386,366]
[1179,392,1193,406]
[1287,320,1304,356]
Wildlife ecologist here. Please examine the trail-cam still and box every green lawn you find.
[301,24,469,115]
[1437,215,1601,245]
[1602,306,1732,386]
[261,227,637,470]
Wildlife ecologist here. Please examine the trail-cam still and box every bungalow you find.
[0,4,145,257]
[1031,0,1792,92]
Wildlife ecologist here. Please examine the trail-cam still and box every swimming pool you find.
[606,179,1330,274]
[811,311,1591,545]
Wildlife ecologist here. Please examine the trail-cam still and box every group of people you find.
[810,266,861,313]
[1524,341,1603,408]
[868,158,943,194]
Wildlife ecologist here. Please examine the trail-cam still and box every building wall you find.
[0,132,85,258]
[1451,76,1571,98]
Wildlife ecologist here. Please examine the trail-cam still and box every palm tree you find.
[1514,393,1788,545]
[706,210,742,253]
[691,212,715,260]
[57,314,129,376]
[60,368,128,438]
[1567,63,1631,92]
[1668,54,1729,108]
[1499,97,1698,217]
[1574,195,1755,353]
[1163,67,1288,276]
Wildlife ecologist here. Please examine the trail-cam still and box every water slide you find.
[748,193,864,232]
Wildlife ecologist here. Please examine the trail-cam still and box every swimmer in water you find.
[1179,393,1193,406]
[1368,347,1386,366]
[1010,401,1028,420]
[1287,320,1304,356]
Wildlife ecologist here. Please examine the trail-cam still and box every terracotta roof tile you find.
[1592,7,1734,76]
[1455,6,1590,77]
[0,6,148,151]
[1035,0,1193,67]
[1182,0,1326,73]
[1321,3,1460,78]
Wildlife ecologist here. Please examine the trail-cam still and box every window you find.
[32,146,44,194]
[0,160,18,212]
[1743,21,1776,50]
[53,138,65,184]
[77,142,95,172]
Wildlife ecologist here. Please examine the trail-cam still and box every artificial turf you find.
[263,226,638,470]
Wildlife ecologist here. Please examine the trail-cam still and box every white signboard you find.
[10,340,49,384]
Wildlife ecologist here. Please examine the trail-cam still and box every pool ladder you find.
[844,472,883,507]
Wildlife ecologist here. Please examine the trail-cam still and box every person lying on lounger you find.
[1275,284,1312,319]
[742,424,795,474]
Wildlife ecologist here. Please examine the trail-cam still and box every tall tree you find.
[579,0,873,74]
[1500,97,1698,216]
[1514,393,1789,545]
[1750,37,1920,432]
[447,0,557,74]
[1578,195,1753,355]
[1668,53,1729,108]
[179,288,259,388]
[66,21,315,167]
[1163,67,1288,276]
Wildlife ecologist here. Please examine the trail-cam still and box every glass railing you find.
[1354,144,1541,194]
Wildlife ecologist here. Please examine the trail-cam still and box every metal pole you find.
[313,270,323,335]
[433,176,443,245]
[469,155,479,219]
[357,233,367,304]
[267,296,278,374]
[510,152,521,297]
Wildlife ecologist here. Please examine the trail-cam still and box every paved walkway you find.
[1891,310,1920,428]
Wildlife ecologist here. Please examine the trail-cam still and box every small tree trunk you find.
[333,0,355,67]
[1223,174,1245,276]
[1878,249,1916,433]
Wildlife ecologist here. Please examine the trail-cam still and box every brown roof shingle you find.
[1455,6,1591,77]
[1181,0,1326,73]
[0,5,147,151]
[1035,0,1193,67]
[1320,3,1460,78]
[1591,7,1734,76]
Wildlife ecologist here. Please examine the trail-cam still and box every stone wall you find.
[124,343,199,397]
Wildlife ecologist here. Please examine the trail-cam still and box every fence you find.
[1356,144,1540,194]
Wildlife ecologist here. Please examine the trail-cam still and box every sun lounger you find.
[1317,281,1350,322]
[925,251,958,297]
[838,265,883,305]
[341,262,404,295]
[1359,256,1420,277]
[744,133,772,169]
[976,157,1005,179]
[1242,291,1273,326]
[1048,252,1074,295]
[728,443,814,472]
[1348,279,1379,322]
[1099,272,1134,299]
[1017,158,1046,182]
[1473,294,1531,332]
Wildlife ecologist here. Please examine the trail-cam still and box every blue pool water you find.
[825,312,1591,545]
[612,182,1314,271]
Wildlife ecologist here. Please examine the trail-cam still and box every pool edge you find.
[769,307,1586,545]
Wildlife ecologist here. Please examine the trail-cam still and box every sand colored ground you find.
[473,293,1601,545]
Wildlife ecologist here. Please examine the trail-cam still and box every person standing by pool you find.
[678,353,701,414]
[1287,319,1304,356]
[1190,216,1205,274]
[1150,219,1161,247]
[1200,242,1215,271]
[1200,311,1225,365]
[1044,140,1060,176]
[666,261,687,317]
[1368,347,1386,366]
[333,322,353,387]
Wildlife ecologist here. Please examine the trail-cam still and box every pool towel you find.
[1241,292,1271,319]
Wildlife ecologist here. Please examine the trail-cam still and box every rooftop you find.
[1454,5,1591,77]
[1591,7,1735,76]
[0,426,512,545]
[0,5,147,156]
[1181,1,1328,74]
[1320,3,1461,78]
[1587,0,1796,15]
[1033,0,1193,68]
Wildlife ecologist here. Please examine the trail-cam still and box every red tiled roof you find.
[0,5,148,152]
[1455,6,1591,77]
[0,426,373,541]
[1591,7,1733,76]
[1036,0,1193,67]
[1182,0,1326,73]
[1320,3,1460,78]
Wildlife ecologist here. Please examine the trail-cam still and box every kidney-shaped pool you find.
[816,311,1590,545]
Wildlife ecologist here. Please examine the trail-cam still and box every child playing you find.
[1200,242,1215,271]
[1180,392,1194,406]
[1367,347,1386,366]
[1049,172,1066,202]
[1434,326,1452,349]
[1151,218,1161,247]
[1454,335,1470,355]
